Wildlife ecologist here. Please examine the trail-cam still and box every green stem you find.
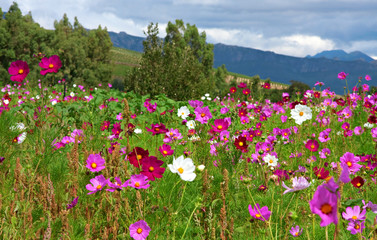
[180,205,198,240]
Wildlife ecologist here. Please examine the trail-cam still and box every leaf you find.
[366,211,377,225]
[342,198,363,207]
[234,226,244,233]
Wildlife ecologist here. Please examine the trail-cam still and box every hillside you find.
[108,31,377,94]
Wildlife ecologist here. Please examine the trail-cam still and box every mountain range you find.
[110,31,377,94]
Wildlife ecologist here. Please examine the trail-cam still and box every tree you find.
[127,20,215,100]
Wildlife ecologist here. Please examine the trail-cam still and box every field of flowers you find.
[1,56,377,239]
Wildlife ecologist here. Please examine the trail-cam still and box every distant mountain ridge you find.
[307,50,375,62]
[108,31,377,94]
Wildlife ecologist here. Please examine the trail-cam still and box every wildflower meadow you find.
[2,56,377,240]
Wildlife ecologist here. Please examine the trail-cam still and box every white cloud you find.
[203,28,335,57]
[172,0,223,5]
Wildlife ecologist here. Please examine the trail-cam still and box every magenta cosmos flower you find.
[309,184,338,227]
[86,154,106,172]
[106,177,128,192]
[129,220,151,240]
[39,55,62,75]
[248,203,271,221]
[86,175,108,195]
[8,60,30,83]
[338,72,348,80]
[145,123,168,136]
[211,118,229,132]
[158,144,174,157]
[126,174,150,189]
[194,106,213,124]
[305,139,319,152]
[347,221,365,235]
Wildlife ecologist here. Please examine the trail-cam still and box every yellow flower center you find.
[201,113,206,117]
[347,161,352,167]
[239,142,244,147]
[96,185,102,189]
[49,63,54,69]
[178,167,184,174]
[311,144,315,149]
[137,154,142,160]
[149,166,154,172]
[299,111,304,116]
[155,128,159,132]
[137,228,143,234]
[269,160,273,163]
[218,125,223,130]
[170,132,174,136]
[355,224,360,230]
[91,163,97,169]
[255,214,261,218]
[163,150,168,155]
[135,182,140,187]
[320,203,332,214]
[357,183,361,187]
[18,69,24,74]
[352,216,357,220]
[181,112,185,115]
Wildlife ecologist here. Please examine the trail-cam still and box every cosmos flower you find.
[8,60,29,83]
[338,72,348,80]
[263,153,279,167]
[129,220,151,240]
[347,221,365,235]
[168,155,197,181]
[86,154,106,172]
[290,225,303,237]
[305,139,319,152]
[340,152,362,174]
[140,156,165,181]
[86,175,108,195]
[39,55,62,75]
[291,104,312,125]
[66,197,78,210]
[282,176,311,194]
[159,144,174,157]
[127,147,149,168]
[177,106,190,119]
[342,205,366,221]
[248,203,271,222]
[126,174,150,189]
[194,106,213,124]
[309,184,338,227]
[351,176,365,188]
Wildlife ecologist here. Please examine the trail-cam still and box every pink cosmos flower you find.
[39,55,62,75]
[372,127,377,138]
[66,197,78,210]
[282,176,311,194]
[140,156,165,181]
[146,123,168,136]
[86,154,105,172]
[319,148,331,159]
[129,220,151,240]
[116,113,123,120]
[340,152,362,174]
[281,115,288,123]
[106,177,127,192]
[8,60,29,83]
[365,75,371,81]
[71,129,84,143]
[309,184,338,227]
[354,126,363,135]
[248,203,271,221]
[212,118,229,132]
[305,139,319,152]
[61,136,74,144]
[338,72,348,80]
[290,225,303,237]
[220,107,229,114]
[342,205,366,221]
[318,129,331,142]
[86,175,108,194]
[126,174,150,189]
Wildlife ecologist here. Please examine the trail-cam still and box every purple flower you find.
[86,175,108,195]
[354,126,363,135]
[0,157,4,163]
[129,220,151,240]
[126,174,150,189]
[86,154,106,172]
[67,197,78,209]
[347,221,365,235]
[372,127,377,138]
[309,184,338,227]
[282,176,311,194]
[220,107,229,114]
[338,72,349,80]
[290,225,303,237]
[248,203,271,221]
[319,148,331,159]
[318,130,331,142]
[107,177,127,192]
[342,205,366,221]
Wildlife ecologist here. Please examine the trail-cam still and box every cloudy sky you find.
[3,0,377,59]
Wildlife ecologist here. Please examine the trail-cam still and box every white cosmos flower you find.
[168,155,196,181]
[70,92,75,97]
[290,104,312,125]
[3,99,9,105]
[263,153,278,167]
[134,128,142,134]
[282,176,311,194]
[186,120,196,129]
[10,123,26,131]
[205,93,210,97]
[51,100,57,105]
[178,106,190,119]
[197,165,205,171]
[364,122,374,129]
[201,96,205,100]
[17,132,27,144]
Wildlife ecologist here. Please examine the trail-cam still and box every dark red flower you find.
[238,108,247,117]
[100,121,110,131]
[242,88,251,95]
[351,176,364,188]
[146,123,168,136]
[368,115,377,124]
[313,167,329,180]
[140,156,165,181]
[127,147,149,168]
[234,136,248,152]
[230,87,237,94]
